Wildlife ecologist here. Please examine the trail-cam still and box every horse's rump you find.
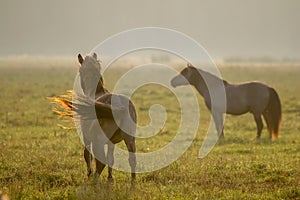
[95,93,137,124]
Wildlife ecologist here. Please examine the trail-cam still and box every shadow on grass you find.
[216,136,276,146]
[75,178,137,200]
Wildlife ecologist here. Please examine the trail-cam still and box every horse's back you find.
[243,81,268,91]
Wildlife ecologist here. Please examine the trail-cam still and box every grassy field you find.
[0,58,299,199]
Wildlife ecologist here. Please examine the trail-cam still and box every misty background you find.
[0,0,299,60]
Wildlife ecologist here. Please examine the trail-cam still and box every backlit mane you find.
[196,67,227,85]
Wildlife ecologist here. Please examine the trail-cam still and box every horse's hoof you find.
[93,172,100,180]
[131,176,136,184]
[107,176,114,182]
[87,170,92,177]
[130,178,136,190]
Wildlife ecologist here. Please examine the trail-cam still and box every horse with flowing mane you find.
[171,63,281,139]
[51,53,137,181]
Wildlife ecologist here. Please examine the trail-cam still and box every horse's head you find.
[78,53,103,97]
[171,63,198,87]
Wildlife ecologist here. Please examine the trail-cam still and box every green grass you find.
[0,59,299,199]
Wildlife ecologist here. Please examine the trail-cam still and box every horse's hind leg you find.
[84,147,92,177]
[107,142,115,181]
[263,111,272,139]
[124,138,136,180]
[253,113,263,138]
[94,159,106,179]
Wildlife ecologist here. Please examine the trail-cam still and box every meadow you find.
[0,57,299,199]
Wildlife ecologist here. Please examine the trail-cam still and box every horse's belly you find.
[80,119,119,143]
[227,108,249,115]
[98,119,119,139]
[226,94,250,115]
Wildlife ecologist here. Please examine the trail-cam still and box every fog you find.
[1,0,299,59]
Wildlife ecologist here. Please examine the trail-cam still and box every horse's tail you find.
[48,91,98,120]
[263,87,282,139]
[49,91,128,121]
[48,96,73,118]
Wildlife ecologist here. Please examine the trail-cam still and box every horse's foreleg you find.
[125,138,136,181]
[253,113,263,138]
[92,140,107,178]
[212,113,225,137]
[107,142,115,181]
[84,147,92,177]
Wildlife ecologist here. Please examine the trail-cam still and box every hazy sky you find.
[0,0,299,59]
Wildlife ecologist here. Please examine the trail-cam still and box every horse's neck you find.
[95,81,108,98]
[192,70,209,97]
[193,69,226,98]
[193,81,209,98]
[84,80,108,99]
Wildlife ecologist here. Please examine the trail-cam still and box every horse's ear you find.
[78,54,84,65]
[92,52,97,60]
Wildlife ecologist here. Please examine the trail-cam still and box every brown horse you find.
[78,53,137,181]
[52,53,137,181]
[171,63,281,139]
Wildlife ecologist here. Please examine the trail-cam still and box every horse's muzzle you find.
[170,78,177,88]
[171,75,188,88]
